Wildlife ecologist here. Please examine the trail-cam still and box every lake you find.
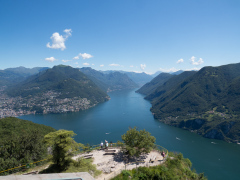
[20,89,240,180]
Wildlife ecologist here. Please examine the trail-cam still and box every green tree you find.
[44,130,81,171]
[0,117,55,175]
[121,127,156,158]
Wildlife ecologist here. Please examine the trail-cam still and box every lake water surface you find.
[20,89,240,180]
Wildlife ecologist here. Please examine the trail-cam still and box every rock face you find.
[161,117,240,142]
[203,121,236,140]
[204,129,225,140]
[179,119,206,130]
[99,160,118,174]
[220,121,235,134]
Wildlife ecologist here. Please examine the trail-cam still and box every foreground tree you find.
[44,130,81,171]
[121,127,156,158]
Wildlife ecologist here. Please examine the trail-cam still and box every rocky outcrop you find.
[203,129,225,140]
[179,119,206,130]
[161,117,239,142]
[203,121,236,140]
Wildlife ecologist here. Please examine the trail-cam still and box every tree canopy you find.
[44,129,82,171]
[121,127,156,158]
[0,117,55,175]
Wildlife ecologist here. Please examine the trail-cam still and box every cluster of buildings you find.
[0,91,92,118]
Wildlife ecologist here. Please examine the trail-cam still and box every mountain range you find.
[1,65,153,116]
[2,63,240,142]
[100,70,153,86]
[151,70,184,78]
[0,66,48,87]
[6,65,109,105]
[79,67,139,92]
[137,63,240,142]
[136,73,174,95]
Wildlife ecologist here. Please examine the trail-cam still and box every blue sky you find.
[1,0,240,74]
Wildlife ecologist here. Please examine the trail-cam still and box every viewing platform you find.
[0,172,94,180]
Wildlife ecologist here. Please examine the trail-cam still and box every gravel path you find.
[73,148,165,180]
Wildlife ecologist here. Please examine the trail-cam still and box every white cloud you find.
[140,64,146,70]
[185,67,200,71]
[132,71,141,73]
[79,53,93,59]
[83,63,90,66]
[74,62,78,65]
[130,65,134,68]
[63,29,72,36]
[62,60,72,63]
[46,29,72,51]
[73,53,93,60]
[45,57,57,62]
[190,56,204,65]
[132,70,153,75]
[92,64,95,65]
[159,67,179,72]
[177,58,184,64]
[100,64,104,67]
[199,58,204,64]
[109,64,120,66]
[73,56,79,60]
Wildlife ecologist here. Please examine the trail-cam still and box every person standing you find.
[105,140,107,149]
[100,141,103,150]
[106,141,108,150]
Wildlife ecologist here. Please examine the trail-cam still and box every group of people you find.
[100,140,112,150]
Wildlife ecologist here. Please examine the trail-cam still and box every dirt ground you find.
[73,148,165,180]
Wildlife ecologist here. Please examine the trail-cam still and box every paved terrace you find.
[0,172,94,180]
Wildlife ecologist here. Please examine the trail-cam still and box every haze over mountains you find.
[0,65,154,117]
[99,69,154,86]
[0,66,49,87]
[1,63,240,143]
[79,67,139,92]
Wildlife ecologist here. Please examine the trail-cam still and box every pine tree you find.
[44,130,81,171]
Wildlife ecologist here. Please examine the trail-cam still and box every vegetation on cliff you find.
[40,129,100,176]
[0,117,56,175]
[111,152,207,180]
[138,63,240,142]
[0,123,206,179]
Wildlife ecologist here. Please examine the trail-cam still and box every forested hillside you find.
[0,117,56,175]
[136,73,174,95]
[122,71,153,87]
[141,63,240,142]
[0,66,48,88]
[145,71,197,101]
[6,65,109,104]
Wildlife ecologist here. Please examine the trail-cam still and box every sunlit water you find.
[20,89,240,180]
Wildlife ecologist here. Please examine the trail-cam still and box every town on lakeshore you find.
[0,89,92,118]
